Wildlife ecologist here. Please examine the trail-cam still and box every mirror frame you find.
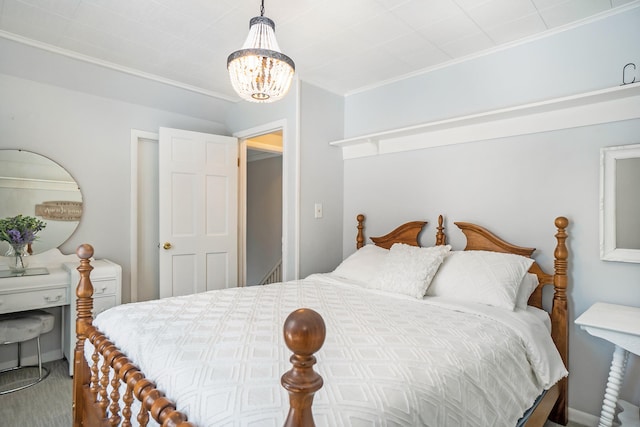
[600,143,640,263]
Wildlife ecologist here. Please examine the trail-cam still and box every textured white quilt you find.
[87,274,567,427]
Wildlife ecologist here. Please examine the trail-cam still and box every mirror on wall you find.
[600,143,640,263]
[0,150,82,254]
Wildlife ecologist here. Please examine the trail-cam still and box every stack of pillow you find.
[332,243,539,311]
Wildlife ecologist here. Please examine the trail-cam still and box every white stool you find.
[0,310,55,394]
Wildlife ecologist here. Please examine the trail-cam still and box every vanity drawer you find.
[0,286,69,313]
[91,279,118,297]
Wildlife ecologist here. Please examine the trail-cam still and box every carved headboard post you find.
[435,215,446,246]
[356,214,365,249]
[550,217,569,425]
[73,244,95,427]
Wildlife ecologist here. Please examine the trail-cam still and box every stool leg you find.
[17,341,22,368]
[36,336,43,379]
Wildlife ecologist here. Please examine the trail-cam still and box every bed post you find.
[72,244,95,427]
[356,214,365,249]
[435,215,446,245]
[550,217,569,425]
[281,308,326,427]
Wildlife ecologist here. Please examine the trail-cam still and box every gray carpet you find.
[0,358,588,427]
[0,359,72,427]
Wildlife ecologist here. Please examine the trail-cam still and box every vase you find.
[5,243,29,274]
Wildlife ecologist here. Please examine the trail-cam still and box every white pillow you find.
[332,244,389,284]
[516,273,539,310]
[426,250,535,310]
[370,243,451,299]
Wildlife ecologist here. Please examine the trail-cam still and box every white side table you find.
[575,302,640,427]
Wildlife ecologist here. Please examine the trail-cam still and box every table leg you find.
[599,345,629,427]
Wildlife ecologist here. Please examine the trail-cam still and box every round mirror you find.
[0,150,82,254]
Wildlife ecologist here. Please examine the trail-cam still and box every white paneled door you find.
[158,127,238,298]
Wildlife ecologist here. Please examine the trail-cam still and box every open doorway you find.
[241,131,283,286]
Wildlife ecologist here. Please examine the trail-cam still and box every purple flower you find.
[23,230,34,243]
[7,229,23,244]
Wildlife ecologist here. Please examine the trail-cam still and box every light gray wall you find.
[247,156,282,285]
[298,82,345,278]
[340,5,640,420]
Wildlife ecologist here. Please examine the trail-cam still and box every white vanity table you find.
[0,248,121,375]
[575,302,640,427]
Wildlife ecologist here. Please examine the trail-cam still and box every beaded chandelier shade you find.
[227,1,295,103]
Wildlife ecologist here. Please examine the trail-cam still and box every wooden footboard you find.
[72,244,326,427]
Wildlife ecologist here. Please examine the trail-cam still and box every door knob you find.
[162,242,172,250]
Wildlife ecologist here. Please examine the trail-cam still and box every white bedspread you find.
[86,273,567,427]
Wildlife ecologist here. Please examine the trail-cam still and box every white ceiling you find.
[0,0,636,102]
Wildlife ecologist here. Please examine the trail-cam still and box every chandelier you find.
[227,0,295,103]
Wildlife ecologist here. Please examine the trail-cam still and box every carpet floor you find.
[0,359,72,427]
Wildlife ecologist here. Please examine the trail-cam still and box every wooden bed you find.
[72,214,569,427]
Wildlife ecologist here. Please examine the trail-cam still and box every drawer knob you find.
[44,295,62,303]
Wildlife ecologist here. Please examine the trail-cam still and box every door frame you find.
[239,134,283,286]
[130,129,159,303]
[234,119,298,286]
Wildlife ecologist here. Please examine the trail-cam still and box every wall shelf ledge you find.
[330,83,640,159]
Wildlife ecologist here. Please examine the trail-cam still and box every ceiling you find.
[247,131,282,162]
[0,0,636,102]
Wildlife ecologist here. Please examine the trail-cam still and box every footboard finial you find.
[281,308,326,427]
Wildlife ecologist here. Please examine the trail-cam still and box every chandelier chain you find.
[260,0,265,17]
